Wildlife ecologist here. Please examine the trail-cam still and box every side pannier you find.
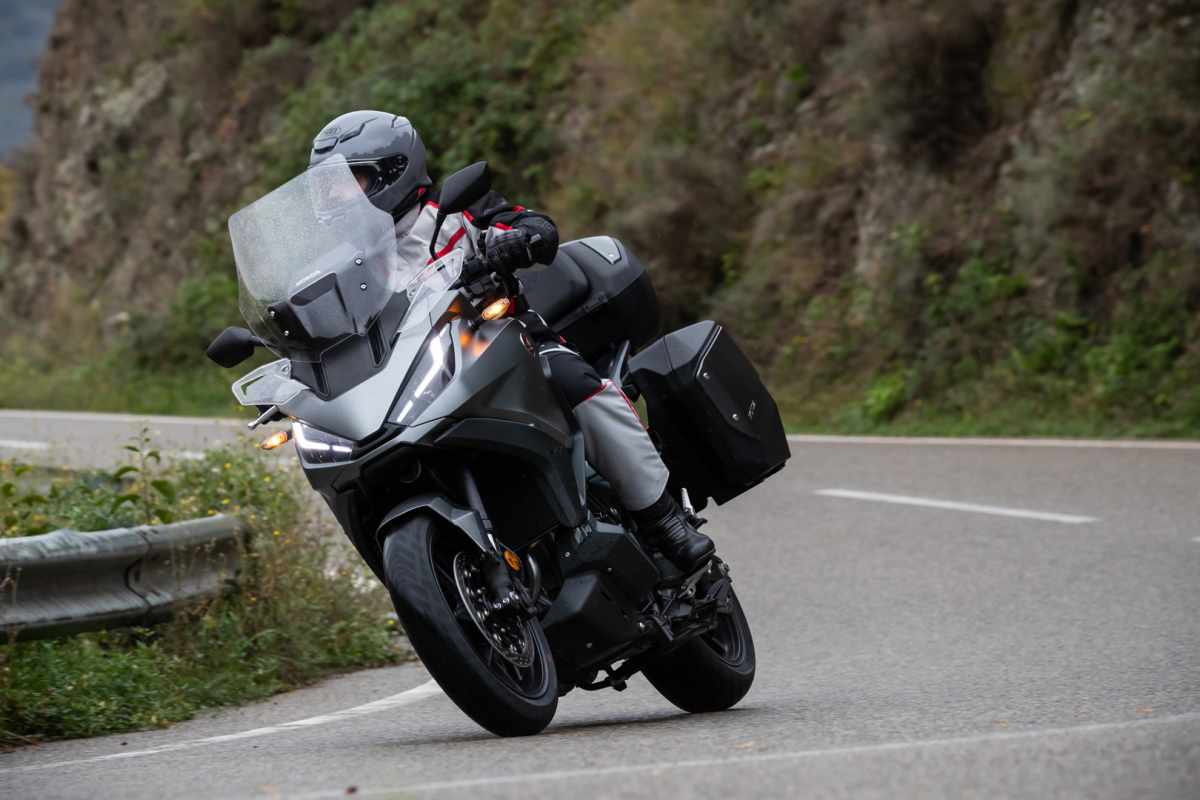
[628,321,790,508]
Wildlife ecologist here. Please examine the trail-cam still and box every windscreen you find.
[228,156,412,358]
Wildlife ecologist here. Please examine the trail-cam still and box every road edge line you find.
[0,679,443,774]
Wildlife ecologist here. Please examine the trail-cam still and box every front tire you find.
[642,587,756,713]
[382,514,557,736]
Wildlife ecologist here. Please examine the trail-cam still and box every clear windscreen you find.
[229,156,421,358]
[401,249,465,334]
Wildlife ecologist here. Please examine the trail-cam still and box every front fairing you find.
[281,291,461,442]
[231,248,469,443]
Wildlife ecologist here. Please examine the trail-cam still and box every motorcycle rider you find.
[309,110,713,573]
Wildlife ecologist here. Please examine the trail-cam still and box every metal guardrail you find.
[0,515,242,641]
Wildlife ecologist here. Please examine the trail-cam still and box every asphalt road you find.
[2,412,1199,798]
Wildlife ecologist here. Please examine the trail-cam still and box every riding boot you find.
[632,490,715,574]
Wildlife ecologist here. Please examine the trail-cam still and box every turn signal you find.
[480,297,512,321]
[259,430,292,450]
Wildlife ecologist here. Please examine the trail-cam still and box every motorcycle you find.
[206,156,790,736]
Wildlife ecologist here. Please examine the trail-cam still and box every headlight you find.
[393,325,456,426]
[292,422,356,464]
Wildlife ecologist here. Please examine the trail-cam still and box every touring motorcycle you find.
[206,157,790,736]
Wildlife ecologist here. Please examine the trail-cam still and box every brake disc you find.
[452,552,535,668]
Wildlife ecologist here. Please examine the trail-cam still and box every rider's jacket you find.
[393,187,559,270]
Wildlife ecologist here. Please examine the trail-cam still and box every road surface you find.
[2,411,1198,798]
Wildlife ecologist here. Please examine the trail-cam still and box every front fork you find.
[460,464,539,615]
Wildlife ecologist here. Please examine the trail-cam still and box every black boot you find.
[634,491,715,574]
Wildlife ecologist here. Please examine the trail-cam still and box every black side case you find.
[518,236,659,361]
[628,321,790,508]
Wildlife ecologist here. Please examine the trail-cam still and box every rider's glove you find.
[483,228,533,275]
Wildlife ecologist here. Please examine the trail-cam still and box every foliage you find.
[0,439,405,744]
[2,0,1199,437]
[861,372,909,424]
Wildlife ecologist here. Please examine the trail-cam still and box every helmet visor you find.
[349,163,381,196]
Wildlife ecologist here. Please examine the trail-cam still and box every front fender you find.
[376,493,493,553]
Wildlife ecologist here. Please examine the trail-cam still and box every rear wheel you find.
[382,514,557,736]
[642,586,755,713]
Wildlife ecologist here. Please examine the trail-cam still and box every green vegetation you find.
[0,438,406,745]
[1,0,1197,437]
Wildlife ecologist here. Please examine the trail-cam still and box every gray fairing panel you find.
[405,317,570,443]
[281,320,429,441]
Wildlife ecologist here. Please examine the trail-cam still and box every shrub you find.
[0,439,406,744]
[862,371,909,423]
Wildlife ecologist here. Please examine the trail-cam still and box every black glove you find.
[483,228,533,275]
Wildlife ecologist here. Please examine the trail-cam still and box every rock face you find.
[1,0,330,335]
[1,0,1196,425]
[547,0,1199,421]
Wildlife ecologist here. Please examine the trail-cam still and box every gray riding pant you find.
[539,343,669,512]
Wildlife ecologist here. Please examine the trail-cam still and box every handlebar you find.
[450,256,488,292]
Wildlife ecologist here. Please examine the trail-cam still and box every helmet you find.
[308,110,432,219]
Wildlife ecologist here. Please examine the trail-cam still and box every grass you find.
[0,436,407,746]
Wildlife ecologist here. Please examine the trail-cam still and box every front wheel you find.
[382,514,557,736]
[642,586,756,713]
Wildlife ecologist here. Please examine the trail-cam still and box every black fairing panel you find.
[541,520,658,668]
[629,321,790,506]
[560,521,658,602]
[435,417,585,530]
[518,237,659,361]
[289,290,409,399]
[542,573,642,667]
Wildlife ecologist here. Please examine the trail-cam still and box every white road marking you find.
[816,489,1098,524]
[0,679,443,775]
[284,711,1200,797]
[0,410,245,427]
[789,434,1200,450]
[0,439,50,451]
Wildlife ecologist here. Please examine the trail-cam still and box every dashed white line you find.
[0,439,50,451]
[283,710,1200,798]
[0,679,443,775]
[816,489,1098,524]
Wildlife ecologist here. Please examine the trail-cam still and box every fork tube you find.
[460,465,499,551]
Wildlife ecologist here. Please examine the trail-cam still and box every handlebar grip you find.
[462,256,487,282]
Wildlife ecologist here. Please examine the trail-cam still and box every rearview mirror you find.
[206,326,265,368]
[439,161,491,214]
[430,162,492,258]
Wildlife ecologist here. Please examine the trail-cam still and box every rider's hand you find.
[483,228,533,275]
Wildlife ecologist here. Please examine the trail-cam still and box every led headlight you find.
[393,326,456,426]
[292,422,356,464]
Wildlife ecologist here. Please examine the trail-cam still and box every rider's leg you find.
[540,344,714,572]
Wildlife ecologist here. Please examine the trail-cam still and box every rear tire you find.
[382,514,557,736]
[642,587,756,713]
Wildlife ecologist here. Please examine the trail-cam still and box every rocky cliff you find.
[2,0,1197,431]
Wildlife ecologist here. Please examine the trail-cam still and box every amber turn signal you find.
[480,297,512,321]
[259,430,292,450]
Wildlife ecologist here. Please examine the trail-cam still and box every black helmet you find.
[308,110,432,219]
